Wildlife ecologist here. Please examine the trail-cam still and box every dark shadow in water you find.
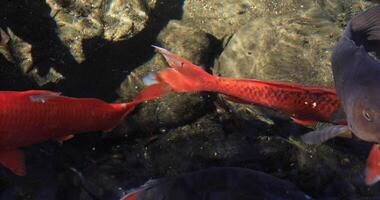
[0,0,78,90]
[60,0,185,100]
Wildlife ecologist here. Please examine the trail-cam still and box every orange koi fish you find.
[147,46,345,128]
[0,83,169,176]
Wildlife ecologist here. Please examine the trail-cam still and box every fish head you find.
[366,144,380,185]
[345,85,380,143]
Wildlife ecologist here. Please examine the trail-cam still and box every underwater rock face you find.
[181,0,371,40]
[182,0,256,39]
[247,0,371,20]
[213,0,375,122]
[0,28,64,86]
[46,0,152,63]
[119,20,212,132]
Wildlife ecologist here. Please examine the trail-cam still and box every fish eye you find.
[362,110,373,122]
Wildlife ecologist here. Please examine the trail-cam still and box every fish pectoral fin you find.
[26,90,62,103]
[290,117,316,126]
[23,90,61,97]
[57,134,74,144]
[337,131,352,138]
[301,125,350,144]
[329,107,347,125]
[0,149,26,176]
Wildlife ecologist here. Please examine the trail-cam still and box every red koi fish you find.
[148,46,345,128]
[0,83,169,176]
[366,144,380,185]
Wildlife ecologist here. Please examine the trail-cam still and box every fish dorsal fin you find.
[0,149,26,176]
[23,90,61,96]
[24,90,62,103]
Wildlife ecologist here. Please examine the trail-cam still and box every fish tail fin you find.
[366,144,380,185]
[123,82,172,115]
[151,46,217,92]
[103,83,171,133]
[132,82,172,104]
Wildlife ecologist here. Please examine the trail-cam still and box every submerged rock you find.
[213,0,375,123]
[0,28,64,86]
[182,0,255,39]
[181,0,372,40]
[117,112,371,199]
[46,0,153,63]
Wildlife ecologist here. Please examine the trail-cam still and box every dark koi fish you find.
[147,46,345,128]
[329,5,380,144]
[0,83,169,176]
[296,5,380,185]
[119,167,311,200]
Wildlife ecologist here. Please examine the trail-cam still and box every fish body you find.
[307,5,380,185]
[331,5,380,143]
[0,84,169,176]
[0,90,130,150]
[207,77,340,126]
[151,46,344,126]
[119,167,311,200]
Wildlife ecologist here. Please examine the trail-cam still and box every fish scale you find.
[213,77,340,124]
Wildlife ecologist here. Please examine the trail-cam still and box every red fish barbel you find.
[148,46,345,128]
[0,83,169,176]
